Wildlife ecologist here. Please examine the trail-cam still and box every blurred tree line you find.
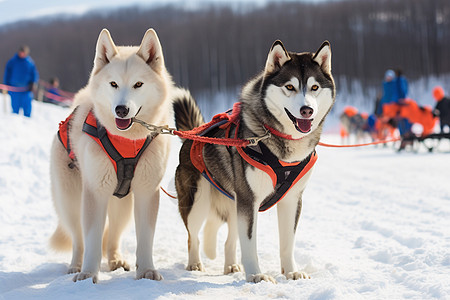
[0,0,449,99]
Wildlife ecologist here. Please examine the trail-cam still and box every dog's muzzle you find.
[115,105,132,130]
[284,108,313,133]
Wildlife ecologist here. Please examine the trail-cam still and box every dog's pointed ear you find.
[313,41,332,75]
[265,40,291,75]
[137,29,164,73]
[93,29,118,75]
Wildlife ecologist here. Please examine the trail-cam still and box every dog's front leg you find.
[277,195,309,280]
[133,188,162,281]
[73,187,109,283]
[236,196,276,284]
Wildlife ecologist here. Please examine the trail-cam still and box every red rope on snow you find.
[160,186,177,199]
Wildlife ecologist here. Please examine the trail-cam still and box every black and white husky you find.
[174,40,335,283]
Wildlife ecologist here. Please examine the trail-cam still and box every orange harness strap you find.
[81,111,153,198]
[57,110,153,198]
[57,111,76,161]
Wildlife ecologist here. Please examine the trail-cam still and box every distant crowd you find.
[1,45,73,117]
[340,69,450,151]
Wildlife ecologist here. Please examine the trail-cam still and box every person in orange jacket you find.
[398,99,436,137]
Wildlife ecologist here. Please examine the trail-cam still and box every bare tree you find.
[0,0,448,106]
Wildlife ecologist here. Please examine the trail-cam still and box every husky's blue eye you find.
[311,85,319,91]
[110,81,118,89]
[285,84,295,91]
[134,82,143,89]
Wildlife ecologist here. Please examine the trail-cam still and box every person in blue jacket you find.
[376,69,397,117]
[3,45,39,117]
[394,69,413,140]
[395,69,408,101]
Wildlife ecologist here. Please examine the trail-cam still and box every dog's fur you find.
[49,29,173,283]
[174,41,335,283]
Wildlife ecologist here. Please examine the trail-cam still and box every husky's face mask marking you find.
[273,76,320,134]
[263,40,334,138]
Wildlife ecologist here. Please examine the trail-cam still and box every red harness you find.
[58,109,153,198]
[190,103,318,212]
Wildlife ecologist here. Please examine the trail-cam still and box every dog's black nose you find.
[115,105,129,118]
[300,106,314,118]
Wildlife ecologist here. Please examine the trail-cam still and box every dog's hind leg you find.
[73,184,109,283]
[223,205,242,274]
[67,224,83,274]
[185,178,212,272]
[64,192,84,275]
[49,139,83,274]
[50,222,83,274]
[203,214,222,260]
[73,185,109,283]
[277,194,309,280]
[106,195,133,272]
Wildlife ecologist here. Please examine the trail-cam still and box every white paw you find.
[248,273,277,284]
[224,264,243,274]
[67,266,81,274]
[136,269,163,281]
[108,259,130,272]
[186,262,205,272]
[286,271,310,280]
[72,272,98,283]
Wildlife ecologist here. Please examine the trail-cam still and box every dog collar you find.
[263,124,304,141]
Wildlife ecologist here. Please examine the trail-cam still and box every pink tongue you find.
[115,118,132,130]
[296,119,312,133]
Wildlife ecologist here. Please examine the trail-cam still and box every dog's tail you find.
[202,215,223,260]
[49,223,109,257]
[49,224,72,251]
[173,89,204,134]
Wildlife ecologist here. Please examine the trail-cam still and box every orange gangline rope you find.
[318,137,401,148]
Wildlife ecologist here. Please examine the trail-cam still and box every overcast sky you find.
[0,0,331,27]
[0,0,288,27]
[0,0,176,26]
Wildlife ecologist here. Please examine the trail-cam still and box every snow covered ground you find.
[0,99,449,299]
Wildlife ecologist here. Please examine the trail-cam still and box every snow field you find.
[0,100,449,299]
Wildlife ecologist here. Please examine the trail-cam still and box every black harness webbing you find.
[242,144,315,211]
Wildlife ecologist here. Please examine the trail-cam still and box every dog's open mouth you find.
[284,108,313,133]
[115,106,141,131]
[115,118,132,131]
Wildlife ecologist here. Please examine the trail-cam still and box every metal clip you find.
[133,118,176,135]
[245,129,271,146]
[158,124,176,135]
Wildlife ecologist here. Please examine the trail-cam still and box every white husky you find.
[49,28,173,283]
